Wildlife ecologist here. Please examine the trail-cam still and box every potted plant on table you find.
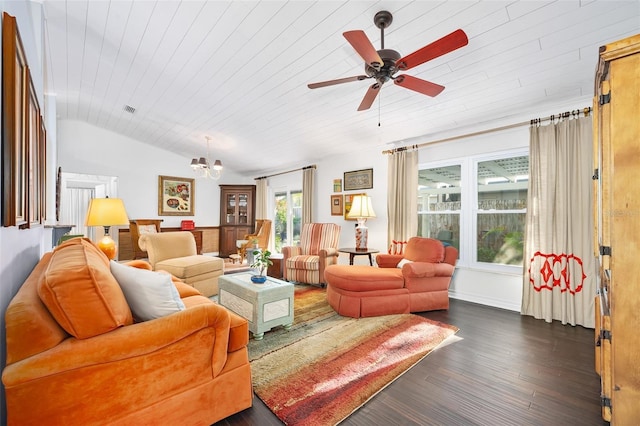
[250,249,273,284]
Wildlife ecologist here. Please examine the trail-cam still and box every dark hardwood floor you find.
[216,298,605,426]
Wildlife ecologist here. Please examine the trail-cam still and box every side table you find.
[338,248,380,266]
[267,254,283,279]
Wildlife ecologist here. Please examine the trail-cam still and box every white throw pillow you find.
[397,258,413,268]
[110,261,186,322]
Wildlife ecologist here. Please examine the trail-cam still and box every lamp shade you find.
[85,198,129,226]
[347,195,376,219]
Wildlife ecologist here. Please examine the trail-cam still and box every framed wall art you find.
[333,179,342,192]
[331,194,343,216]
[158,175,194,216]
[344,192,365,220]
[2,12,46,228]
[344,168,373,191]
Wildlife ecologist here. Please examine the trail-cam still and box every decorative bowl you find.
[250,275,267,284]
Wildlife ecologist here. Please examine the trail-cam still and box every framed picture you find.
[344,193,365,220]
[2,12,29,227]
[158,175,194,216]
[331,194,343,215]
[333,179,342,192]
[344,168,373,191]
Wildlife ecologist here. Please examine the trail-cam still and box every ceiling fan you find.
[307,11,468,111]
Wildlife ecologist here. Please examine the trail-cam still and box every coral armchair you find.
[282,223,341,286]
[376,237,458,310]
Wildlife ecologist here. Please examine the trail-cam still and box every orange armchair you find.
[282,223,341,286]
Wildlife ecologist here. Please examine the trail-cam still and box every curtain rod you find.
[255,164,316,180]
[382,107,592,154]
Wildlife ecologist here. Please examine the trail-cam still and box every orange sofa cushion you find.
[37,238,133,339]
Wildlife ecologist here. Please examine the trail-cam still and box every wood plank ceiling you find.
[42,1,640,175]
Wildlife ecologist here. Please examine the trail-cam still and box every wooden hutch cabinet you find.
[219,185,256,257]
[593,34,640,424]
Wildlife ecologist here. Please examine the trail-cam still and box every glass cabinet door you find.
[226,194,236,224]
[238,194,248,224]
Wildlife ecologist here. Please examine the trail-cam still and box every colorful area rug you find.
[248,286,458,425]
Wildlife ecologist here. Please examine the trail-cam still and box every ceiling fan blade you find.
[396,29,468,71]
[357,83,381,111]
[343,30,384,69]
[307,75,369,89]
[394,74,445,97]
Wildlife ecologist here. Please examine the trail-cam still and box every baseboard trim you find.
[449,290,520,312]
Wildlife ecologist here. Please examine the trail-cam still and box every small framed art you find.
[344,168,373,191]
[333,179,342,192]
[331,194,343,216]
[158,175,194,216]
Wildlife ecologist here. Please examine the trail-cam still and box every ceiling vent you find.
[123,105,136,114]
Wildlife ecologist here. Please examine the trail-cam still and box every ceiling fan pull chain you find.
[378,91,382,126]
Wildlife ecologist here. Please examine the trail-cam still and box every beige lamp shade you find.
[85,198,129,260]
[347,195,376,219]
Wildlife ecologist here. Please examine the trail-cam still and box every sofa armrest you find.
[2,302,234,386]
[402,262,455,278]
[376,254,403,268]
[318,248,339,283]
[282,245,301,261]
[320,247,338,258]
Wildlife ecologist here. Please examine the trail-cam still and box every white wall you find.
[57,120,254,229]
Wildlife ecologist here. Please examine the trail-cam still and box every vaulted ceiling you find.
[42,1,640,176]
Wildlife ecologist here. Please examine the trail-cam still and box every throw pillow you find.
[38,238,133,339]
[110,260,186,322]
[397,258,413,268]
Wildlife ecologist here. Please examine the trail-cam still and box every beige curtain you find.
[255,177,268,219]
[302,166,315,224]
[254,177,274,252]
[387,148,418,247]
[521,116,596,328]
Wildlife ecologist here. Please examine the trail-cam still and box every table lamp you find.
[85,197,129,260]
[346,195,376,251]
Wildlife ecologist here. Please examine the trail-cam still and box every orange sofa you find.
[2,238,252,425]
[325,237,457,318]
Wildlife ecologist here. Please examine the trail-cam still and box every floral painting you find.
[158,175,194,216]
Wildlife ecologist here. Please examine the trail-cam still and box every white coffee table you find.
[218,273,294,340]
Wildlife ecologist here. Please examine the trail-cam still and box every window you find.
[418,165,461,251]
[273,190,302,252]
[475,156,528,266]
[418,151,528,269]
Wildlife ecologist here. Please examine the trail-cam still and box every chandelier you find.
[190,136,223,180]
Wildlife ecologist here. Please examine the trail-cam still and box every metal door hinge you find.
[599,329,612,342]
[600,246,611,256]
[601,396,612,408]
[600,93,611,105]
[593,169,599,180]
